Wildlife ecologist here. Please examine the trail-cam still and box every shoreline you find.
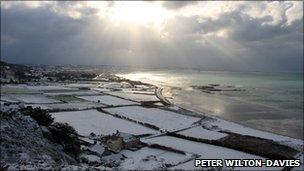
[155,84,303,139]
[150,83,303,142]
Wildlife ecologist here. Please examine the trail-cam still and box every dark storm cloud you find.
[160,7,303,71]
[1,3,93,64]
[1,2,303,72]
[1,2,166,66]
[162,1,198,10]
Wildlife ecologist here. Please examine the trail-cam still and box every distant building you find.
[102,131,140,153]
[118,132,140,149]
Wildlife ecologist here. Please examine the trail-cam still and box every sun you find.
[108,2,171,27]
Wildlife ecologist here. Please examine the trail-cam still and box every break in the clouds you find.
[1,1,303,71]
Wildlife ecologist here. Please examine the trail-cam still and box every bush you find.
[20,106,54,126]
[49,122,81,159]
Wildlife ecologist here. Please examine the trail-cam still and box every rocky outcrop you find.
[0,109,77,170]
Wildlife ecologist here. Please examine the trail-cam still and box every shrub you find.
[49,122,81,159]
[20,106,54,126]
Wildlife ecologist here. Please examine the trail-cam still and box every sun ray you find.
[106,2,172,28]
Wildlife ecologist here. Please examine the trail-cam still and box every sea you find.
[117,69,303,139]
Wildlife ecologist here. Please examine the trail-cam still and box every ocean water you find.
[118,69,303,139]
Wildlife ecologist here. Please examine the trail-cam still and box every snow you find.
[168,105,180,111]
[52,110,157,136]
[177,125,228,140]
[99,82,132,89]
[89,144,105,156]
[77,95,139,106]
[1,108,77,170]
[105,106,201,131]
[170,160,202,170]
[80,154,101,163]
[0,95,19,103]
[47,102,105,110]
[12,94,61,103]
[25,104,49,110]
[2,82,302,170]
[202,118,303,151]
[121,88,155,95]
[1,85,39,94]
[65,83,99,88]
[44,91,100,96]
[144,136,261,159]
[91,87,112,92]
[119,147,190,170]
[144,136,283,170]
[134,84,153,89]
[61,164,112,170]
[2,84,27,88]
[0,103,22,112]
[121,147,188,165]
[79,137,96,145]
[25,85,76,91]
[25,102,105,110]
[107,91,159,102]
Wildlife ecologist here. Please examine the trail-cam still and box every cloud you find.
[162,1,198,10]
[1,1,303,72]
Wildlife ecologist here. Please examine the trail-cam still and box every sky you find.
[1,1,303,72]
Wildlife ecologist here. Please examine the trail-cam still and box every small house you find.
[117,131,140,149]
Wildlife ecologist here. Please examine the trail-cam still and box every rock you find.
[0,110,78,169]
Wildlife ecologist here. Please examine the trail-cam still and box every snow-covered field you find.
[24,85,77,91]
[107,91,159,102]
[122,89,155,95]
[169,159,200,170]
[202,118,303,150]
[1,86,39,94]
[99,82,132,89]
[52,109,157,136]
[77,95,139,106]
[26,102,105,110]
[143,136,283,170]
[91,87,112,92]
[65,83,99,88]
[105,106,201,131]
[119,147,191,170]
[177,125,228,140]
[45,91,100,96]
[12,94,61,104]
[0,95,19,103]
[143,136,263,159]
